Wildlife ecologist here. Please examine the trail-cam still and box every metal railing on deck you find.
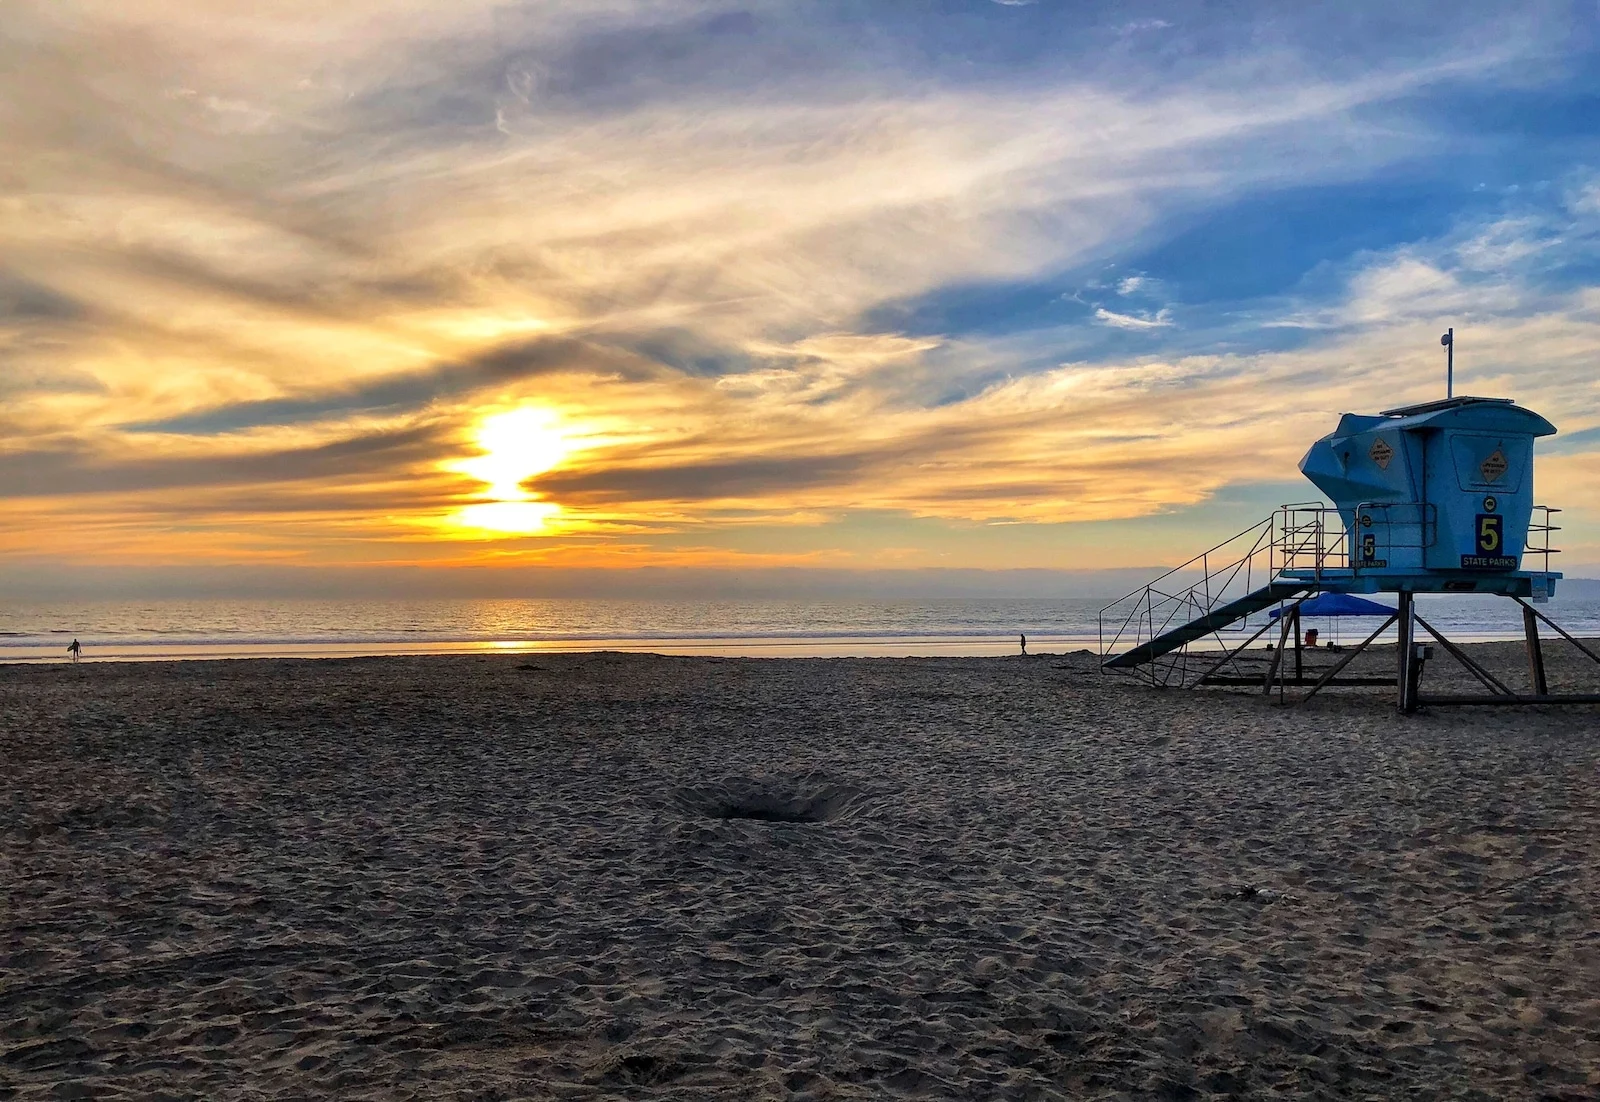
[1528,505,1562,574]
[1353,501,1437,567]
[1277,501,1445,574]
[1276,503,1348,578]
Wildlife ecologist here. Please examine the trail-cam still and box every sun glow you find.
[448,406,571,534]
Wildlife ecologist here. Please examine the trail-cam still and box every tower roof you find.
[1366,396,1555,437]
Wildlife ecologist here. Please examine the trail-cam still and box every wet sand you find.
[3,647,1599,1099]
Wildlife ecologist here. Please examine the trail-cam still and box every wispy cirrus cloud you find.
[1095,307,1175,330]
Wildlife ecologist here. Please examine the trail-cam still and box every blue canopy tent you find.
[1270,593,1395,619]
[1271,592,1395,647]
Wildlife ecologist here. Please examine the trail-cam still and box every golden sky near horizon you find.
[2,0,1598,582]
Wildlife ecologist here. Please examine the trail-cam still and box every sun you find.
[447,406,571,534]
[453,499,563,534]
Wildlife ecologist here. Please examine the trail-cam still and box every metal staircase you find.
[1098,505,1345,687]
[1103,580,1308,670]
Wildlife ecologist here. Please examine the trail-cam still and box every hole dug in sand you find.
[677,777,863,824]
[714,797,828,824]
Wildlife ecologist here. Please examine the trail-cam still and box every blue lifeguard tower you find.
[1100,340,1597,710]
[1290,395,1557,599]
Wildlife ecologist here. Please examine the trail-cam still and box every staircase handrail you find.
[1098,515,1276,616]
[1099,515,1281,663]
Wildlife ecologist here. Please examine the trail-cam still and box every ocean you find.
[4,593,1599,662]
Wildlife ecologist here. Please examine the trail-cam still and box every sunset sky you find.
[3,0,1598,596]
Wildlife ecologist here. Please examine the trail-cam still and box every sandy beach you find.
[3,646,1598,1100]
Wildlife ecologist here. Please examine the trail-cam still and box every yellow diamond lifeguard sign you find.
[1369,437,1394,470]
[1480,448,1508,482]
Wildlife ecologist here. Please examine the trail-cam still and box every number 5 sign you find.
[1476,513,1503,556]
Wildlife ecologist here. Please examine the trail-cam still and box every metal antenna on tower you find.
[1441,327,1454,399]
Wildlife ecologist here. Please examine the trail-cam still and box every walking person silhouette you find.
[67,639,81,662]
[1019,633,1027,655]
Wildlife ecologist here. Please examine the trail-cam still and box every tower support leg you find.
[1397,592,1416,714]
[1263,612,1293,695]
[1523,602,1549,696]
